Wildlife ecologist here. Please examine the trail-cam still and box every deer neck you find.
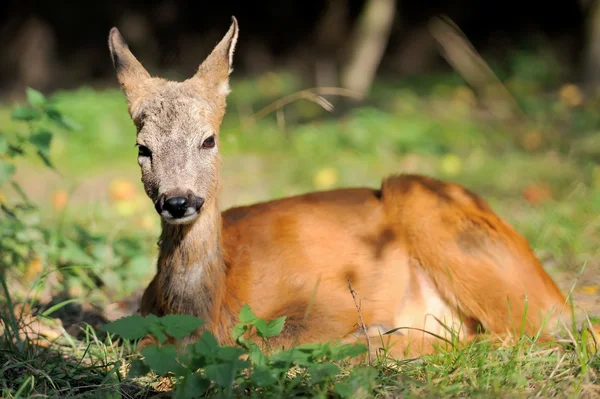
[155,195,226,327]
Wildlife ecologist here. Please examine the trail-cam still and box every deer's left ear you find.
[192,16,239,96]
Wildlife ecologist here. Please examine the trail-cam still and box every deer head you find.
[108,17,239,225]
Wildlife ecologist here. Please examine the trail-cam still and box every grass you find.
[1,57,600,397]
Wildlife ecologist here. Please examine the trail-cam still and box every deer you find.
[107,17,572,362]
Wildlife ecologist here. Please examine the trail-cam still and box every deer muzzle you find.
[155,190,205,224]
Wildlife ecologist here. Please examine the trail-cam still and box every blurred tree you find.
[313,0,348,103]
[2,16,57,99]
[584,0,600,87]
[0,0,588,98]
[341,0,397,98]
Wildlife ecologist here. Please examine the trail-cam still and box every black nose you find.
[163,197,188,218]
[158,192,205,218]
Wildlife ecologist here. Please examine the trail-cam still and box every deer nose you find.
[158,193,205,218]
[163,197,188,218]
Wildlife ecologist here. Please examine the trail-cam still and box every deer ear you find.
[193,16,239,96]
[108,27,152,109]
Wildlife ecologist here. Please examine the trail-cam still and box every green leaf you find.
[308,362,340,385]
[160,314,205,339]
[36,149,54,169]
[296,342,332,359]
[215,346,246,362]
[29,130,54,169]
[127,359,151,378]
[0,160,16,185]
[232,323,248,343]
[29,130,52,154]
[145,314,161,324]
[11,106,40,121]
[193,330,219,358]
[335,366,377,397]
[239,304,257,323]
[26,88,47,108]
[59,115,82,131]
[247,342,268,366]
[329,342,368,361]
[333,383,354,398]
[41,299,80,317]
[101,315,149,340]
[7,142,24,157]
[346,366,377,392]
[252,319,269,338]
[271,347,313,367]
[46,107,82,131]
[149,323,168,344]
[294,342,323,352]
[179,342,206,371]
[251,365,277,387]
[141,344,183,376]
[263,316,286,338]
[10,182,32,206]
[174,373,210,399]
[204,363,238,388]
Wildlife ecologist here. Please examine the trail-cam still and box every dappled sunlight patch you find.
[109,177,138,202]
[0,296,156,396]
[559,83,585,108]
[312,167,339,190]
[437,153,462,177]
[51,189,69,212]
[520,128,544,152]
[107,176,154,220]
[22,253,44,284]
[522,182,554,205]
[1,303,65,348]
[579,286,599,295]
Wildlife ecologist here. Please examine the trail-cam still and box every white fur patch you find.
[227,20,239,74]
[219,81,231,96]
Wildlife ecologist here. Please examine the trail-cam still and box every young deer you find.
[107,17,572,361]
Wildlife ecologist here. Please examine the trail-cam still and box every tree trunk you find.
[341,0,396,98]
[584,0,600,87]
[313,0,348,91]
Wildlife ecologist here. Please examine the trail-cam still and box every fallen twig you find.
[241,87,363,131]
[347,277,372,364]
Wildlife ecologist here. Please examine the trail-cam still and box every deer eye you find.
[137,144,151,158]
[201,135,216,149]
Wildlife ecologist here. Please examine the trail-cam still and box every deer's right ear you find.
[108,27,151,109]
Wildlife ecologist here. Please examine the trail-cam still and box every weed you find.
[102,306,374,398]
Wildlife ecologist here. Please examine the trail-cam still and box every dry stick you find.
[241,87,363,131]
[347,277,372,365]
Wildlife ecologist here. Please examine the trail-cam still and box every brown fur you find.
[108,17,572,362]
